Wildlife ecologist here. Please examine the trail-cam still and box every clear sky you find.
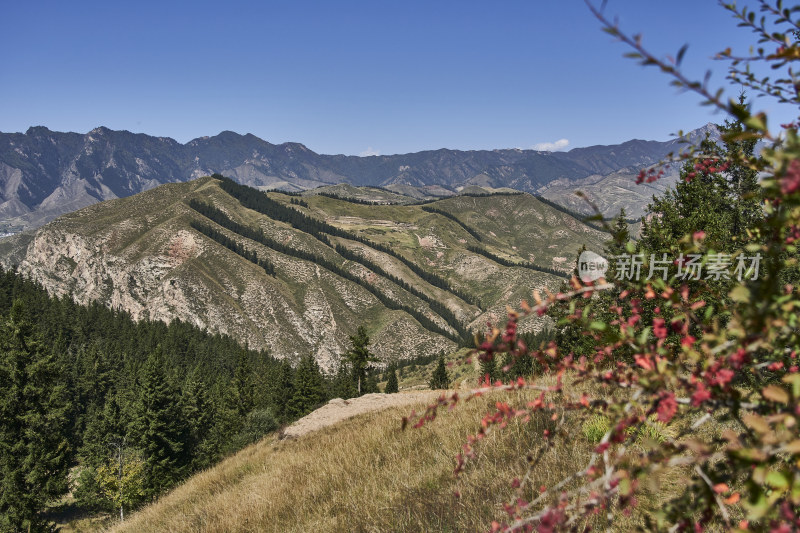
[0,1,793,155]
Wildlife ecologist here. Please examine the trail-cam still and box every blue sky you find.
[1,1,793,155]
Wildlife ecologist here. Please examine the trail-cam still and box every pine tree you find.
[131,349,189,499]
[719,95,762,239]
[329,361,357,400]
[80,390,126,468]
[287,355,327,419]
[384,363,399,393]
[270,361,295,422]
[635,110,770,331]
[343,326,378,396]
[75,391,129,511]
[551,210,632,359]
[607,209,631,258]
[181,375,215,469]
[430,355,451,389]
[640,137,735,254]
[478,354,496,385]
[227,351,254,418]
[0,300,72,532]
[363,371,379,394]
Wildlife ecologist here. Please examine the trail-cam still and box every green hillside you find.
[4,175,607,368]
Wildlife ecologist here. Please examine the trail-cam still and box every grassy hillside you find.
[106,373,699,533]
[5,176,607,368]
[109,389,594,533]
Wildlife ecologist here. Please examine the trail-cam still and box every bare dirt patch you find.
[282,391,440,438]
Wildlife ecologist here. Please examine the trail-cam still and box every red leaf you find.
[780,159,800,195]
[656,391,678,423]
[692,382,712,406]
[653,318,668,339]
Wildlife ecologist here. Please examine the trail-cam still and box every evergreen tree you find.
[71,342,115,444]
[362,370,379,394]
[203,383,238,459]
[287,355,327,419]
[640,137,736,254]
[635,109,770,334]
[80,390,126,469]
[607,209,631,258]
[270,361,295,422]
[343,326,378,396]
[0,300,72,532]
[384,363,399,393]
[478,354,496,385]
[75,391,129,511]
[232,408,279,449]
[181,375,215,470]
[640,105,763,256]
[131,349,189,499]
[430,355,451,389]
[551,210,632,359]
[227,351,254,418]
[329,361,357,400]
[719,96,762,239]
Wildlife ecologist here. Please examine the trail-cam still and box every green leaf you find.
[676,44,688,65]
[745,484,769,520]
[765,470,789,491]
[638,327,651,346]
[589,321,607,331]
[730,285,751,303]
[744,114,767,131]
[782,374,800,398]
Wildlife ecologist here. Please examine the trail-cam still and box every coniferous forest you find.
[0,267,371,530]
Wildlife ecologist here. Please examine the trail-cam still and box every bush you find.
[231,409,279,449]
[405,3,800,530]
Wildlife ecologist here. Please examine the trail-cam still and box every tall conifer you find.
[0,300,71,532]
[384,363,399,393]
[430,355,451,389]
[132,349,189,499]
[287,355,327,419]
[343,326,378,396]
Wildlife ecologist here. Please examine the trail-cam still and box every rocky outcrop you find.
[9,179,461,370]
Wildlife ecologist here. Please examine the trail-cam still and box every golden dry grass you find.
[108,378,729,533]
[109,390,598,533]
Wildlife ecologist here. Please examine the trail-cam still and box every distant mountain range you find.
[0,124,715,231]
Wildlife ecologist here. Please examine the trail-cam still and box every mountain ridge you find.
[0,125,711,232]
[1,176,608,368]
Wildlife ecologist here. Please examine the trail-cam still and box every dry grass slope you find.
[107,373,731,532]
[110,391,595,533]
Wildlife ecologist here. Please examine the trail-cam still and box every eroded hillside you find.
[2,176,607,367]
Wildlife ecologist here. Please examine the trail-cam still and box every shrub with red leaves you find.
[405,3,800,531]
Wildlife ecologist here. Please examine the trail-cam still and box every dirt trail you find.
[282,390,442,439]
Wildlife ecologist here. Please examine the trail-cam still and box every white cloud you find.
[359,146,379,157]
[531,138,569,152]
